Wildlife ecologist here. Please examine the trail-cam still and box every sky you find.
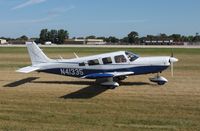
[0,0,200,38]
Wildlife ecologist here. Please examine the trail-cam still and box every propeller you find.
[171,48,174,57]
[169,49,178,77]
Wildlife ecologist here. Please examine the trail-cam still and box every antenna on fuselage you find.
[74,52,79,58]
[59,56,63,59]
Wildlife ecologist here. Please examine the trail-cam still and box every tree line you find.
[84,32,200,44]
[81,31,139,44]
[1,29,200,44]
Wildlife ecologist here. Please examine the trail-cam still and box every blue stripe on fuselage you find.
[40,65,169,78]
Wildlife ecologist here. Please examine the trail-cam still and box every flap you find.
[82,73,113,79]
[82,71,134,79]
[110,71,134,77]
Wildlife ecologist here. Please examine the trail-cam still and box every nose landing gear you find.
[149,74,168,85]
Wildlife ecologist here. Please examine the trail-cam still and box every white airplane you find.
[17,42,178,88]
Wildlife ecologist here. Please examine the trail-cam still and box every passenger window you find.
[102,57,112,64]
[115,55,127,63]
[88,59,99,66]
[79,62,85,66]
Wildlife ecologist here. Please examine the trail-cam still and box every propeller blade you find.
[169,57,178,77]
[169,49,178,77]
[171,62,174,77]
[171,48,174,57]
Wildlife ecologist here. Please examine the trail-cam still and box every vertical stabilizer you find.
[26,42,51,65]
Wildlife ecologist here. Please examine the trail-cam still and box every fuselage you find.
[37,51,171,78]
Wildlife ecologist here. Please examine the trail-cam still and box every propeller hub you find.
[169,57,178,63]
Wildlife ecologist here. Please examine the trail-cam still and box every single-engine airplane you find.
[17,42,178,88]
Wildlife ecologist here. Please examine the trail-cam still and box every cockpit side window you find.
[88,59,100,66]
[125,51,139,62]
[114,55,127,63]
[102,57,112,64]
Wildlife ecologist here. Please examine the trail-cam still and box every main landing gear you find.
[149,73,168,85]
[96,77,119,89]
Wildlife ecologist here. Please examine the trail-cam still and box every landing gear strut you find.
[149,73,168,85]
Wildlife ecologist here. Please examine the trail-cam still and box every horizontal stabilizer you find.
[16,66,39,73]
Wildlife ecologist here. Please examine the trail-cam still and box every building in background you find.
[45,41,52,45]
[0,39,7,44]
[143,40,174,45]
[64,38,106,45]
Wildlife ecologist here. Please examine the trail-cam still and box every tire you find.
[157,82,165,85]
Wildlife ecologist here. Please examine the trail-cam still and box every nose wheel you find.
[149,73,168,85]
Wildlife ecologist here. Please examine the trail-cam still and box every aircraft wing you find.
[82,71,134,79]
[16,66,40,73]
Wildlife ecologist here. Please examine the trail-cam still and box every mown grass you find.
[0,46,200,131]
[0,46,200,55]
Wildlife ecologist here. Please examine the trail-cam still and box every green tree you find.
[187,36,194,42]
[19,35,29,40]
[49,30,58,43]
[181,35,189,42]
[146,35,155,40]
[159,33,168,40]
[86,35,96,39]
[107,36,119,43]
[39,29,48,44]
[121,37,129,43]
[97,37,106,41]
[40,29,69,44]
[77,37,84,39]
[57,29,69,44]
[128,31,139,44]
[193,32,200,42]
[169,34,182,42]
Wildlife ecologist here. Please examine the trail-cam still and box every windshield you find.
[125,51,139,62]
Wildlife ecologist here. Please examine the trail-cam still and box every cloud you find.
[13,17,52,24]
[9,5,75,24]
[88,19,147,24]
[12,0,47,10]
[47,5,75,16]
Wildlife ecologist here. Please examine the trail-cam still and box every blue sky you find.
[0,0,200,38]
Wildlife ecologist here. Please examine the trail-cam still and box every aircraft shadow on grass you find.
[3,77,40,88]
[33,80,152,99]
[3,77,152,99]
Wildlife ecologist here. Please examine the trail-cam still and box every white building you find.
[45,41,52,45]
[144,40,174,45]
[74,38,106,45]
[0,39,7,44]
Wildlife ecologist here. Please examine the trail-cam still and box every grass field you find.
[0,46,200,131]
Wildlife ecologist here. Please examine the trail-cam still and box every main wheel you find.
[109,86,116,89]
[114,76,127,81]
[157,81,166,85]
